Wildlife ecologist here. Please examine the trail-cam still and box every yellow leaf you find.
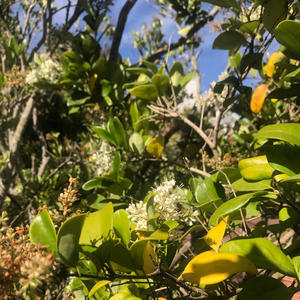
[250,84,268,113]
[89,280,111,298]
[180,251,257,285]
[271,98,278,103]
[204,216,229,251]
[146,136,164,158]
[264,52,284,77]
[143,241,157,274]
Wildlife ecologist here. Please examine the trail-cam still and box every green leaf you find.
[112,151,121,179]
[265,145,300,176]
[89,280,111,298]
[262,0,287,33]
[229,51,242,68]
[237,276,293,300]
[232,178,272,192]
[93,126,116,146]
[292,256,300,281]
[202,0,239,9]
[239,21,260,34]
[79,202,113,246]
[239,53,263,74]
[211,167,241,185]
[274,20,300,57]
[82,177,103,191]
[112,117,128,149]
[100,79,112,97]
[57,214,86,266]
[113,209,131,246]
[128,84,158,101]
[220,238,297,276]
[209,192,266,227]
[212,31,247,50]
[280,174,300,183]
[152,73,169,95]
[190,177,224,213]
[254,123,300,146]
[126,67,153,78]
[267,84,300,99]
[179,72,197,88]
[214,76,239,93]
[29,210,57,254]
[129,132,145,154]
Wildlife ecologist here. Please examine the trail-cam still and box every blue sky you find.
[110,1,228,91]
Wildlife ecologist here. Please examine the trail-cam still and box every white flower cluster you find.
[197,71,229,107]
[126,180,199,231]
[91,141,115,177]
[26,57,62,85]
[126,201,148,230]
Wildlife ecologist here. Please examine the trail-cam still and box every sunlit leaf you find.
[204,216,229,251]
[146,136,164,158]
[220,238,297,277]
[89,280,111,298]
[180,251,257,285]
[29,210,57,254]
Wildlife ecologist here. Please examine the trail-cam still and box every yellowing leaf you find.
[146,136,164,158]
[250,84,268,113]
[271,98,278,103]
[265,52,284,77]
[143,241,157,274]
[204,216,229,251]
[89,280,111,298]
[180,251,257,285]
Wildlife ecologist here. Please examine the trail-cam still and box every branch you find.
[147,6,220,62]
[0,94,35,205]
[109,0,138,62]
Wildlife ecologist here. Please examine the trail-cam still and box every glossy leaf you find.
[180,251,257,285]
[267,84,300,99]
[274,20,300,57]
[152,73,169,95]
[205,216,229,251]
[240,165,275,181]
[265,52,284,77]
[239,53,263,74]
[220,238,297,276]
[79,202,113,246]
[209,192,265,227]
[89,280,111,298]
[128,84,158,101]
[112,117,128,148]
[191,177,224,213]
[211,167,241,185]
[280,174,300,183]
[292,256,300,281]
[265,145,300,176]
[262,0,287,33]
[146,136,164,158]
[82,177,103,191]
[232,178,272,192]
[250,84,268,113]
[202,0,239,9]
[240,21,259,34]
[213,31,247,50]
[237,276,293,300]
[57,214,86,266]
[113,209,131,246]
[129,132,145,154]
[93,126,116,146]
[29,210,57,254]
[254,123,300,146]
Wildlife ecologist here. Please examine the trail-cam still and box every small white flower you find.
[126,201,148,230]
[91,141,115,177]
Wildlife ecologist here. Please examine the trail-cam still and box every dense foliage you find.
[0,0,300,299]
